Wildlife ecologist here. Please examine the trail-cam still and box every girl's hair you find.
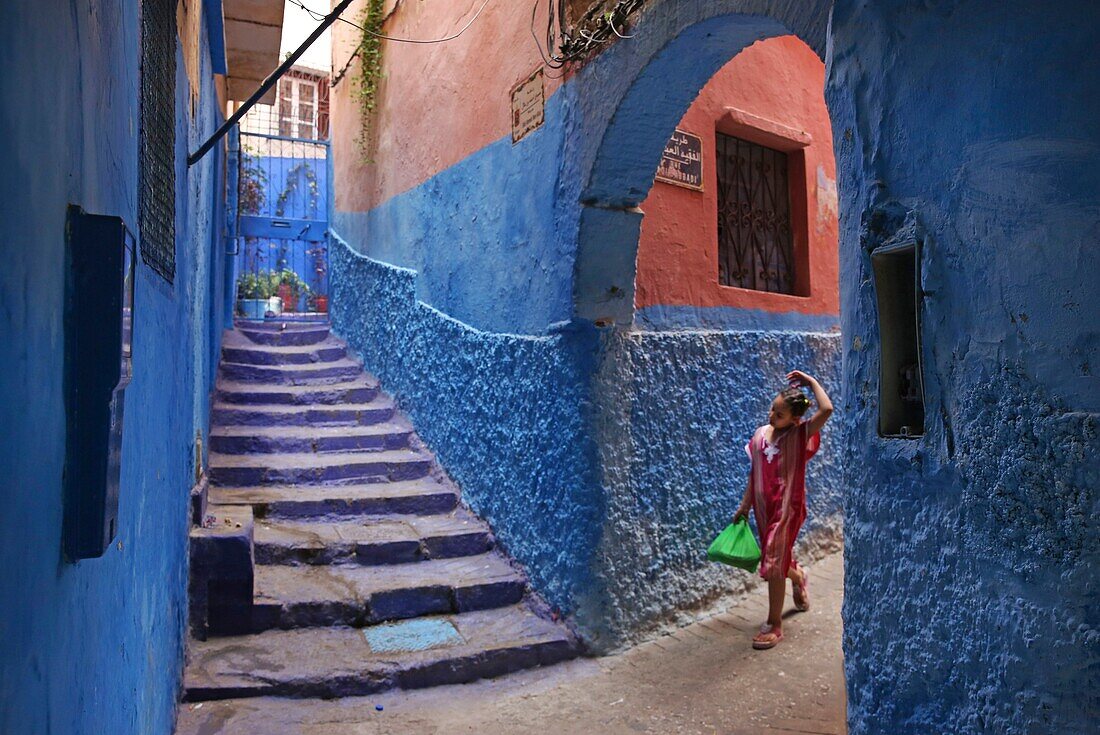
[779,387,812,417]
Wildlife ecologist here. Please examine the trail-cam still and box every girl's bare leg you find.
[753,574,787,647]
[766,575,785,628]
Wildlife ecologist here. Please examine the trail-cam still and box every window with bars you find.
[139,0,177,283]
[279,78,319,140]
[716,133,794,294]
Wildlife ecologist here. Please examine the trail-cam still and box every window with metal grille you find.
[716,133,794,294]
[139,0,177,283]
[279,78,319,140]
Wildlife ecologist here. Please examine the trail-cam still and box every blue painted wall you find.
[0,2,228,732]
[332,92,575,335]
[827,2,1100,732]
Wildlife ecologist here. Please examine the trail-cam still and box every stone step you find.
[209,480,459,519]
[209,422,414,455]
[221,339,348,366]
[253,509,494,565]
[215,378,380,406]
[210,398,396,428]
[208,449,432,486]
[249,553,527,631]
[238,324,331,346]
[219,358,364,385]
[183,603,579,701]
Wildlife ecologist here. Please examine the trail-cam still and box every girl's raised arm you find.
[786,370,834,436]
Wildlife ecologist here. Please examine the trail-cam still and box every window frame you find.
[279,77,319,140]
[713,107,813,298]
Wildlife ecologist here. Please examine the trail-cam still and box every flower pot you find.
[315,295,328,313]
[267,296,283,315]
[277,283,295,312]
[237,299,268,320]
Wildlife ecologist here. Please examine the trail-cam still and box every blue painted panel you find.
[239,215,327,241]
[203,0,227,74]
[363,618,463,653]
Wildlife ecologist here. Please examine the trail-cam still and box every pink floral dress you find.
[745,421,820,581]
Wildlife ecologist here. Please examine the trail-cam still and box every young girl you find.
[733,370,833,650]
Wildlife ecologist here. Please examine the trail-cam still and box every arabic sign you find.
[655,129,703,191]
[511,68,545,144]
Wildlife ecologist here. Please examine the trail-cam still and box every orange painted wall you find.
[330,0,564,214]
[634,36,838,317]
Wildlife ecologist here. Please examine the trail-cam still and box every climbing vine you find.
[274,162,320,218]
[238,146,267,215]
[353,0,386,159]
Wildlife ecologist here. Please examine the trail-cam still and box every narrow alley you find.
[2,1,1096,734]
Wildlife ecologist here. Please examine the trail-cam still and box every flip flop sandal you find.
[752,626,783,650]
[793,570,810,612]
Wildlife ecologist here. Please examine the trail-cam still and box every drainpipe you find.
[188,0,355,166]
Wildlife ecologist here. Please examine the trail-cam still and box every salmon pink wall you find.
[635,36,838,319]
[331,0,565,214]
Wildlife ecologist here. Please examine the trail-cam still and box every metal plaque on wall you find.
[655,129,704,191]
[511,68,545,144]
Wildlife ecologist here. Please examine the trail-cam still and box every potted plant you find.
[275,269,311,313]
[236,270,282,319]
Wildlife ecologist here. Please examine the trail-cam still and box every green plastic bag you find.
[706,519,761,572]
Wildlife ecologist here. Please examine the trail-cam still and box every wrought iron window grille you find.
[139,0,177,283]
[716,133,795,295]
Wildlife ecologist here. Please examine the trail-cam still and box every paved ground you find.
[177,551,846,735]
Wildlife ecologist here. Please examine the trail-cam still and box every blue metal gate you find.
[229,105,330,321]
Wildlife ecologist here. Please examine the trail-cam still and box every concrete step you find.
[211,397,396,428]
[209,480,459,519]
[215,378,379,406]
[208,449,432,487]
[219,358,364,385]
[238,324,331,346]
[221,338,348,366]
[183,603,579,701]
[249,553,527,630]
[209,422,414,455]
[253,509,494,565]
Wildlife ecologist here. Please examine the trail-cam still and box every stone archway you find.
[566,0,832,325]
[558,0,846,658]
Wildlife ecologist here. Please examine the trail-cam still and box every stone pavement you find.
[178,550,846,735]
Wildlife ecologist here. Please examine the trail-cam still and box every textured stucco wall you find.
[587,329,842,648]
[330,239,605,622]
[0,3,227,732]
[827,1,1100,732]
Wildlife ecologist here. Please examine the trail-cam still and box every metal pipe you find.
[188,0,354,167]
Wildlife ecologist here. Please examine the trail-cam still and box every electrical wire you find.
[306,0,494,87]
[288,0,492,44]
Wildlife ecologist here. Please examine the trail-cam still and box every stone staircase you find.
[184,322,579,702]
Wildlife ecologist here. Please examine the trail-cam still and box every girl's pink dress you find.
[746,421,820,581]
